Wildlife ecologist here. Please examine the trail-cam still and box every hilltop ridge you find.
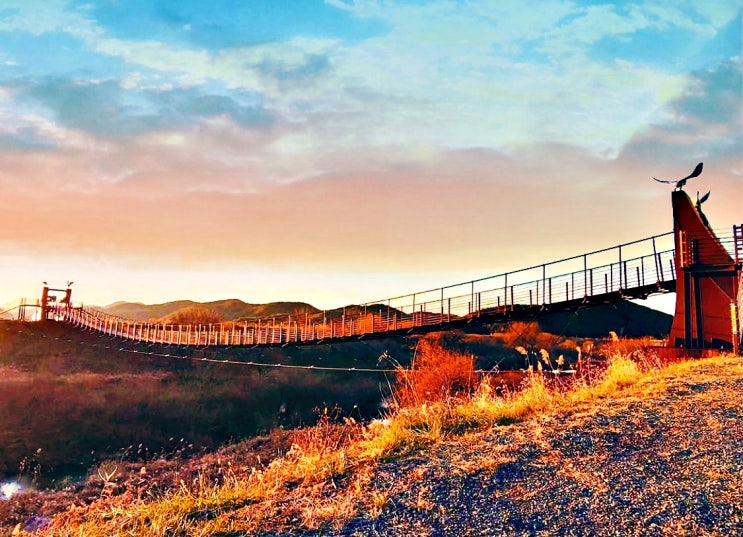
[98,297,672,338]
[101,298,320,321]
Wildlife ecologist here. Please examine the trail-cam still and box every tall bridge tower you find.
[668,191,742,353]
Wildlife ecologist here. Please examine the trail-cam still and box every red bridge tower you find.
[668,191,742,353]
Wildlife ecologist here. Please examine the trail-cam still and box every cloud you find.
[0,126,58,151]
[0,142,684,276]
[0,2,737,202]
[1,76,275,149]
[1,0,734,177]
[620,59,742,168]
[0,1,101,41]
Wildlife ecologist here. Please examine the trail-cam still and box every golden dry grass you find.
[20,346,743,537]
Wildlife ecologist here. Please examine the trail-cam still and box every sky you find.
[0,0,740,313]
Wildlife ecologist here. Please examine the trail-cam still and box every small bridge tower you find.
[667,191,742,353]
[40,283,73,322]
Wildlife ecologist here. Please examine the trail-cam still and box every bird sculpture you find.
[653,162,703,190]
[695,190,711,227]
[695,190,710,209]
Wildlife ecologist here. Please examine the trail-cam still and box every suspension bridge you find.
[7,192,743,353]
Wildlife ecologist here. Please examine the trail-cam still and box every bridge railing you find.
[365,231,677,320]
[57,227,738,346]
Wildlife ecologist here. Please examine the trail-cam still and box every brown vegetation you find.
[0,321,394,486]
[393,339,476,407]
[3,322,737,536]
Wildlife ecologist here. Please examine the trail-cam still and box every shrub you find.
[394,340,475,407]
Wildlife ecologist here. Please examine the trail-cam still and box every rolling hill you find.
[101,298,320,321]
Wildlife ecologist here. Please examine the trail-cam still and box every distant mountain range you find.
[101,299,320,322]
[100,298,673,338]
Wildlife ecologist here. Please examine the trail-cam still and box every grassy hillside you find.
[0,300,671,483]
[0,321,409,483]
[536,299,672,338]
[6,344,740,536]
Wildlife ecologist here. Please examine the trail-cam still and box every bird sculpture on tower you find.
[653,162,703,191]
[695,190,711,227]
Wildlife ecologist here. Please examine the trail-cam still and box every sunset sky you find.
[0,0,740,312]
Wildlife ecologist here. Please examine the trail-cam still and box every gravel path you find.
[288,357,743,537]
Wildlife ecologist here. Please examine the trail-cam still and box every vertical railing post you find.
[504,273,508,310]
[510,286,514,309]
[440,288,444,324]
[589,268,594,296]
[652,236,660,282]
[623,261,628,292]
[470,282,474,316]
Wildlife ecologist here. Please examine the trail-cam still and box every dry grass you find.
[16,339,737,537]
[393,339,476,407]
